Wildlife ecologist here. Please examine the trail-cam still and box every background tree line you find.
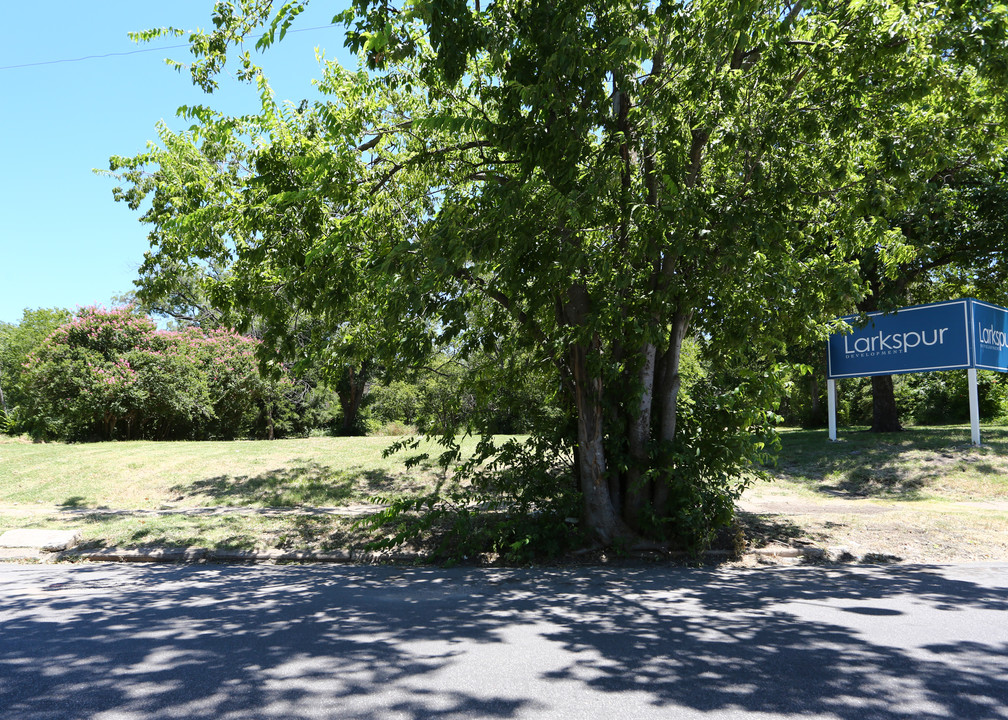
[0,305,551,440]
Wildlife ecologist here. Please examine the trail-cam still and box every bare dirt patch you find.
[737,493,1008,563]
[733,427,1008,564]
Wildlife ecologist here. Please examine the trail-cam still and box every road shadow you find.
[1,563,1006,719]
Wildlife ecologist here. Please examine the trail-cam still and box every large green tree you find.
[112,107,398,435]
[851,118,1008,432]
[115,0,1007,547]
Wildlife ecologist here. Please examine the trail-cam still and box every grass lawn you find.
[0,435,489,510]
[0,434,498,554]
[759,425,1008,503]
[2,426,1007,561]
[739,425,1008,563]
[0,510,363,554]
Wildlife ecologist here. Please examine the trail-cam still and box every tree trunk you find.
[653,311,692,511]
[622,343,656,527]
[103,411,117,441]
[656,311,692,443]
[806,370,829,428]
[857,296,904,434]
[569,341,623,545]
[870,374,903,432]
[562,283,625,544]
[337,365,368,435]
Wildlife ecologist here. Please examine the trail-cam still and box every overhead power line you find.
[0,44,191,71]
[0,24,337,72]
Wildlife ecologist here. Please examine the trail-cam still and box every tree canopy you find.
[0,307,71,426]
[113,0,1008,550]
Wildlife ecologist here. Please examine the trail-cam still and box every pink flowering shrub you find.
[22,306,287,440]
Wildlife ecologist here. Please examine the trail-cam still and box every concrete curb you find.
[0,547,898,566]
[750,546,821,559]
[0,529,891,567]
[34,504,389,519]
[0,547,43,561]
[747,545,901,563]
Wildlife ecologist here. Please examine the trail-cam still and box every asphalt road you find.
[1,561,1006,719]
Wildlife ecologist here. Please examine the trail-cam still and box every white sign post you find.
[827,379,837,442]
[968,368,981,446]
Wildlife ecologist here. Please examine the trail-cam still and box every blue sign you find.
[971,300,1008,372]
[826,298,1008,445]
[827,300,972,378]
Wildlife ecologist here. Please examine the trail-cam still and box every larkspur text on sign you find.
[827,299,972,379]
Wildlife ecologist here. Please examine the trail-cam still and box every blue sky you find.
[0,1,354,325]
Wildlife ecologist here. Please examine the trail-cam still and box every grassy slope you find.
[739,425,1008,562]
[0,435,491,552]
[0,435,482,509]
[761,425,1008,502]
[3,427,1007,558]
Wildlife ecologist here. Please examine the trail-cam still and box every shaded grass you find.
[178,463,361,508]
[740,425,1008,562]
[748,505,1008,563]
[0,510,369,553]
[764,425,1008,502]
[735,511,826,550]
[0,434,511,558]
[0,435,494,510]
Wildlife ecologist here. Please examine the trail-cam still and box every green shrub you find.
[783,367,1008,429]
[358,434,582,563]
[20,306,293,441]
[365,349,562,436]
[0,308,72,414]
[367,380,424,428]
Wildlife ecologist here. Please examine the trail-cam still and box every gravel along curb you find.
[26,545,894,565]
[751,546,824,559]
[747,545,902,563]
[55,547,424,565]
[0,542,902,566]
[0,526,891,566]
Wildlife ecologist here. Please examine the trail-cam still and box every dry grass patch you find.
[743,506,1008,564]
[0,508,368,554]
[0,434,519,558]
